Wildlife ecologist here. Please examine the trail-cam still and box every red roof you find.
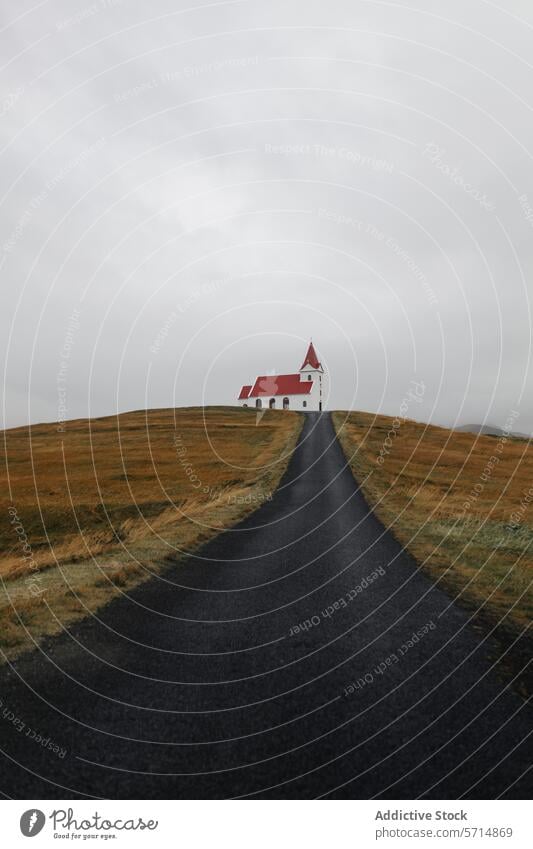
[300,341,321,370]
[247,374,313,398]
[238,385,252,400]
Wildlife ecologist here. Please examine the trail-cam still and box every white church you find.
[237,341,326,411]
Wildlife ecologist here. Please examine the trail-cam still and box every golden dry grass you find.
[333,411,532,658]
[0,406,302,660]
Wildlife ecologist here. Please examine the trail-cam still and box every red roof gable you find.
[300,341,321,370]
[238,385,252,400]
[247,374,313,398]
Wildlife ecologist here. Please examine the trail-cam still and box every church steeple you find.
[299,340,325,411]
[300,340,322,372]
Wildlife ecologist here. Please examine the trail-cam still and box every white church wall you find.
[239,394,315,410]
[299,368,325,411]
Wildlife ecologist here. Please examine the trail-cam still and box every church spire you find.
[300,340,321,371]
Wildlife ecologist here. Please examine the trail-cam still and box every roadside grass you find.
[0,406,302,661]
[332,411,532,695]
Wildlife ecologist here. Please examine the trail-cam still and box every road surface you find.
[0,412,530,798]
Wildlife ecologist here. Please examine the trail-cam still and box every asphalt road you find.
[0,412,530,799]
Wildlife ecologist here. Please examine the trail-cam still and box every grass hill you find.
[0,407,302,661]
[2,405,530,691]
[333,411,532,694]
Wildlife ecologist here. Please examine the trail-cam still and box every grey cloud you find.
[1,0,533,433]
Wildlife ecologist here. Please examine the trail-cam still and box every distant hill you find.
[455,423,531,440]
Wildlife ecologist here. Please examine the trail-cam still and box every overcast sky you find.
[2,0,533,432]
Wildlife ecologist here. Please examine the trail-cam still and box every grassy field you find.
[0,406,302,661]
[333,411,532,693]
